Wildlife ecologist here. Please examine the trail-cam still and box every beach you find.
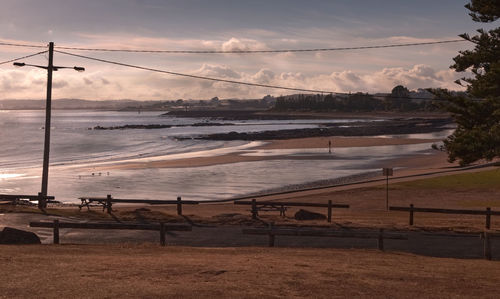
[0,110,456,203]
[2,118,500,298]
[92,136,442,170]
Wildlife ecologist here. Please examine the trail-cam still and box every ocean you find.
[0,110,449,203]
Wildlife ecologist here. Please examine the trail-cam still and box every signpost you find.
[382,168,393,210]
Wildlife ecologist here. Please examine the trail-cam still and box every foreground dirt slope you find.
[1,245,499,298]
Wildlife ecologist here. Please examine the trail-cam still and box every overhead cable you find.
[55,49,468,101]
[0,41,48,49]
[0,50,49,66]
[55,39,466,54]
[54,50,340,94]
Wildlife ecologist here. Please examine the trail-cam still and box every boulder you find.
[0,227,41,244]
[294,209,326,221]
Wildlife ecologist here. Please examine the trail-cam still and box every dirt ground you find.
[1,245,499,299]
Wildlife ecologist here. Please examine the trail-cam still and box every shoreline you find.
[79,135,449,203]
[91,133,441,170]
[88,136,441,171]
[165,109,451,120]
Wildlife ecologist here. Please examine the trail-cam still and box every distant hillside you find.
[0,99,156,110]
[0,96,275,111]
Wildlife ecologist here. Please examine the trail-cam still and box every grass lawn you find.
[391,168,500,190]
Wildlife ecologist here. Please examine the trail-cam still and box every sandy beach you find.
[2,132,500,298]
[93,136,442,170]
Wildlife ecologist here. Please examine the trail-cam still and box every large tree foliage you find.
[440,0,500,166]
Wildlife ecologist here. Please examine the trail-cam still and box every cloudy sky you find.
[0,0,492,100]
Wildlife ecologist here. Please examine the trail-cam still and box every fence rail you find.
[30,220,192,246]
[389,204,500,229]
[0,194,55,202]
[242,226,406,249]
[79,194,198,215]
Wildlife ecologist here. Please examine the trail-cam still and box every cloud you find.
[221,37,269,52]
[251,69,275,84]
[364,64,455,91]
[0,61,466,100]
[52,80,68,89]
[195,64,241,79]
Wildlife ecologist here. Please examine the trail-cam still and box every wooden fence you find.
[234,199,349,222]
[242,225,406,250]
[243,225,497,260]
[481,232,500,260]
[0,193,55,203]
[30,220,192,246]
[390,204,500,229]
[79,195,198,215]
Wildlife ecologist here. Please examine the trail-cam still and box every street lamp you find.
[13,62,85,72]
[14,42,84,209]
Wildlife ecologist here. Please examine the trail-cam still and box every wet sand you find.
[92,136,441,170]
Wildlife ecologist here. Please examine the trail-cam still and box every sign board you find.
[382,168,393,176]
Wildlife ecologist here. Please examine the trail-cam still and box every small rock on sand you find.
[0,227,41,244]
[294,209,326,221]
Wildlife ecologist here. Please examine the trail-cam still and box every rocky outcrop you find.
[191,118,454,141]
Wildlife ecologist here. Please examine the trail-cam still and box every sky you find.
[0,0,495,100]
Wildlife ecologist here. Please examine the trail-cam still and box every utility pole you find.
[14,41,84,210]
[40,42,54,209]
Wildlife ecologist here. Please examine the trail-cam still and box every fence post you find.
[268,222,275,247]
[106,194,112,214]
[409,204,414,226]
[160,222,166,246]
[177,196,182,216]
[486,207,491,230]
[251,199,258,220]
[378,228,384,251]
[327,200,332,223]
[53,219,60,244]
[38,192,46,210]
[483,232,491,260]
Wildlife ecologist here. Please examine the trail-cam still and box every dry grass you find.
[0,244,499,298]
[2,170,500,298]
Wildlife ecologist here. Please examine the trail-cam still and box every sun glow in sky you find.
[0,0,492,100]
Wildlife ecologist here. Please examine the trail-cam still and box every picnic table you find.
[78,195,198,215]
[234,199,350,222]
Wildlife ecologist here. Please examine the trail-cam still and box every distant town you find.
[0,85,466,113]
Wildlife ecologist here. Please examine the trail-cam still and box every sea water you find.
[0,110,450,203]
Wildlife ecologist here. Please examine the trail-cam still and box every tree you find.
[391,85,410,98]
[439,0,500,166]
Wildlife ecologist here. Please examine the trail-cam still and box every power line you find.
[54,49,340,94]
[55,39,466,54]
[55,49,467,101]
[0,41,48,49]
[0,50,48,66]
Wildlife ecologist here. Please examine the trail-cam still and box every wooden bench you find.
[234,199,349,222]
[30,220,192,246]
[253,203,288,216]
